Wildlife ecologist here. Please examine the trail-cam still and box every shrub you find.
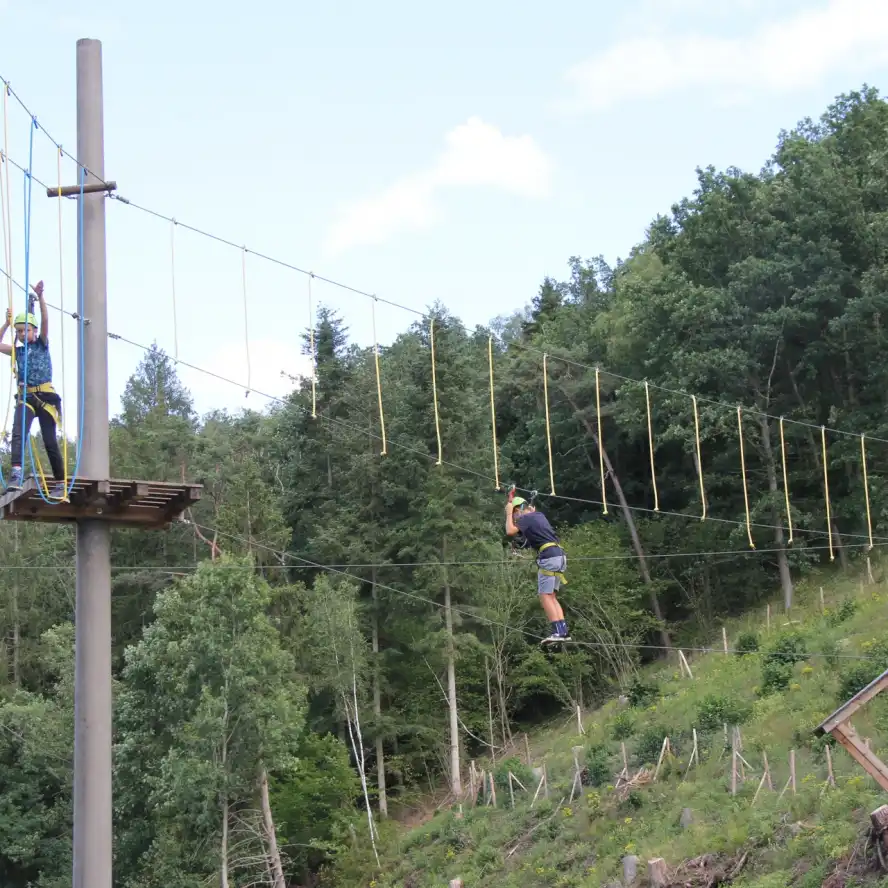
[837,663,881,702]
[825,598,857,626]
[695,693,752,732]
[735,630,760,655]
[491,757,535,793]
[760,660,793,695]
[634,725,670,765]
[626,677,658,708]
[611,711,635,740]
[585,743,611,787]
[767,630,808,665]
[759,630,807,694]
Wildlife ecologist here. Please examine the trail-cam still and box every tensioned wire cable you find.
[190,520,888,663]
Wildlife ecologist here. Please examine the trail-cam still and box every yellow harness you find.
[537,541,567,585]
[16,382,60,424]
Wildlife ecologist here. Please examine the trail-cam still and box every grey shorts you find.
[537,554,566,595]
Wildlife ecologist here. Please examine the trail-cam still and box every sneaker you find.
[540,633,565,645]
[49,482,67,500]
[5,466,23,491]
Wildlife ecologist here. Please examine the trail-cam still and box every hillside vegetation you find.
[328,566,888,888]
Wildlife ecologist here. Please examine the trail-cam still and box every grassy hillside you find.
[328,564,888,888]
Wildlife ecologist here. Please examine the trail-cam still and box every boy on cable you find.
[0,281,65,497]
[504,486,571,645]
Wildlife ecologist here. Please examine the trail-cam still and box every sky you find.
[3,0,888,427]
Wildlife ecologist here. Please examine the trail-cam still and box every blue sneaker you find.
[49,482,67,500]
[6,466,23,491]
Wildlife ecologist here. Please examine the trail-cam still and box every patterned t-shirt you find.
[15,338,52,386]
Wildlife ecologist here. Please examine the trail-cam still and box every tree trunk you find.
[259,766,286,888]
[442,544,462,796]
[371,571,388,818]
[11,525,19,687]
[567,394,671,649]
[220,795,230,888]
[759,415,794,610]
[831,521,849,570]
[494,650,512,748]
[486,658,496,762]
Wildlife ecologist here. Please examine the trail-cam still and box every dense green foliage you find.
[2,86,888,885]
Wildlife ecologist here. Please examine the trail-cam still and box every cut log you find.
[648,857,669,887]
[622,853,638,885]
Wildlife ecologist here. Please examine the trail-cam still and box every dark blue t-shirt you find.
[515,511,563,558]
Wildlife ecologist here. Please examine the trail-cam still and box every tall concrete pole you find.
[73,37,112,888]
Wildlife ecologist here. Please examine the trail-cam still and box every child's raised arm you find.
[33,281,47,344]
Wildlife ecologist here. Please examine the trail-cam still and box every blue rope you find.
[18,117,35,476]
[18,125,86,504]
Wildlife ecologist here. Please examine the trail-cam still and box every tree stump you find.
[648,857,669,887]
[871,804,888,863]
[449,880,464,888]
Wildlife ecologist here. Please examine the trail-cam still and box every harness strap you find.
[16,386,60,424]
[537,541,567,584]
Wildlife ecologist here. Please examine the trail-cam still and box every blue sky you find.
[2,0,888,426]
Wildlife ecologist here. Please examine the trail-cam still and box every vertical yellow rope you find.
[241,247,251,395]
[308,273,316,418]
[737,407,755,549]
[430,317,443,466]
[861,433,873,551]
[692,395,706,519]
[56,148,67,498]
[821,425,834,562]
[170,220,179,363]
[644,381,659,511]
[779,417,793,544]
[596,367,608,514]
[542,354,556,495]
[371,298,386,455]
[488,335,500,489]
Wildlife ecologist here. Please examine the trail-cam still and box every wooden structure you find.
[0,477,201,529]
[815,666,888,791]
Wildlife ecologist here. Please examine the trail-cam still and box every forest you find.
[2,86,888,887]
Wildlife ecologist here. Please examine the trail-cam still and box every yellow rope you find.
[543,353,556,495]
[308,273,316,418]
[170,220,179,363]
[371,298,386,455]
[692,395,706,520]
[56,149,67,499]
[779,417,793,545]
[488,336,500,489]
[644,381,659,511]
[430,318,442,466]
[596,367,608,514]
[861,433,873,551]
[241,248,251,395]
[737,407,755,548]
[821,425,834,562]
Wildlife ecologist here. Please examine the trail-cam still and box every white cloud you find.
[560,0,888,113]
[323,117,552,256]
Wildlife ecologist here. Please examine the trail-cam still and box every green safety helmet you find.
[511,496,527,509]
[13,312,37,329]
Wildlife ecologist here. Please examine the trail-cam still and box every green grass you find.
[327,567,888,888]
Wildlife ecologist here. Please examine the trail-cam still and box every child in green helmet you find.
[0,281,65,497]
[504,487,570,644]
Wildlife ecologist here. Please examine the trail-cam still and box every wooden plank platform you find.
[0,477,202,529]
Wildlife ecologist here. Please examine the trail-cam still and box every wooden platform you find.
[0,477,202,528]
[815,666,888,791]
